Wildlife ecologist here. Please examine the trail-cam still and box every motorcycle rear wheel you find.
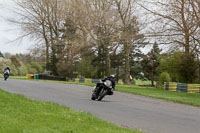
[98,89,107,101]
[91,93,96,100]
[91,87,98,100]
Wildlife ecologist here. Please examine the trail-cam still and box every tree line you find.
[0,52,43,76]
[6,0,200,85]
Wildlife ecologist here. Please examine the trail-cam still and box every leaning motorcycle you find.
[4,70,10,81]
[91,80,113,101]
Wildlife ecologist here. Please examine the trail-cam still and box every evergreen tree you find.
[141,42,162,86]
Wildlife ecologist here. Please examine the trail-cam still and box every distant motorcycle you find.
[4,69,10,80]
[91,79,113,101]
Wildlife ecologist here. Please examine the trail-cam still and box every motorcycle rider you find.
[4,66,10,73]
[4,66,10,72]
[4,66,10,77]
[95,75,116,95]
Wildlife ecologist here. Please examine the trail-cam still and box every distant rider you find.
[4,66,10,75]
[4,66,10,73]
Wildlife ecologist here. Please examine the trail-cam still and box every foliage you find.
[18,64,28,76]
[26,62,43,74]
[140,42,161,86]
[77,57,97,78]
[157,52,198,83]
[10,56,22,68]
[56,60,77,78]
[12,0,144,84]
[30,62,42,73]
[158,72,171,86]
[177,53,198,83]
[0,58,18,75]
[10,56,28,76]
[157,52,180,81]
[130,48,145,80]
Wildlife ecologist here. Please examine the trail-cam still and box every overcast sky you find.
[0,0,33,54]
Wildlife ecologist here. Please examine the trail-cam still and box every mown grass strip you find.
[0,89,140,133]
[56,81,200,107]
[115,85,200,107]
[7,76,200,107]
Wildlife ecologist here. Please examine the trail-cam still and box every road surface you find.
[1,79,200,133]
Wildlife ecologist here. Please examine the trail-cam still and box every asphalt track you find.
[1,79,200,133]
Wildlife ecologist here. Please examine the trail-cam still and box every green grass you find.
[134,79,151,85]
[64,82,200,107]
[7,76,200,107]
[115,85,200,107]
[55,82,200,107]
[0,89,140,133]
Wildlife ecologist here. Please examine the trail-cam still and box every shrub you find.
[159,72,171,87]
[26,62,43,74]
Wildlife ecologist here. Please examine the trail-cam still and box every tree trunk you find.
[151,60,154,86]
[124,43,131,84]
[116,66,120,83]
[184,33,190,54]
[105,44,111,76]
[50,46,58,76]
[41,20,50,70]
[45,45,50,70]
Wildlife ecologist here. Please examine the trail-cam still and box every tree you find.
[177,53,198,83]
[77,57,97,78]
[10,56,22,75]
[12,0,145,80]
[10,56,21,68]
[140,0,200,54]
[26,62,42,74]
[157,52,198,83]
[130,47,144,81]
[0,58,18,75]
[114,0,144,84]
[141,42,161,86]
[14,0,87,76]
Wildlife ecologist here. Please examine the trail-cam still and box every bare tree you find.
[11,0,144,80]
[114,0,143,84]
[140,0,200,54]
[13,0,81,75]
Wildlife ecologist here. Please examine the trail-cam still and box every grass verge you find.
[7,76,200,107]
[115,85,200,107]
[64,82,200,107]
[0,89,140,133]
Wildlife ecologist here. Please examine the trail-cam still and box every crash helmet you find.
[108,75,115,80]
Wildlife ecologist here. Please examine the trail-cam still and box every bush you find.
[159,72,171,87]
[26,62,43,74]
[177,53,198,83]
[0,58,18,75]
[157,52,198,83]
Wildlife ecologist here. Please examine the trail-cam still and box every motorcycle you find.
[91,79,113,101]
[4,70,10,81]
